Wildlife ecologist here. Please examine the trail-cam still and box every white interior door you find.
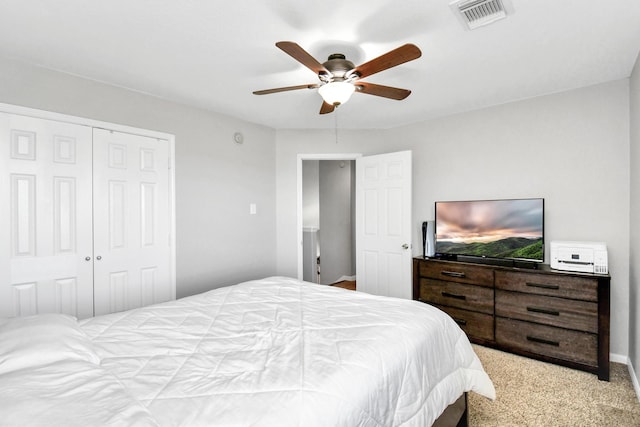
[92,128,173,315]
[0,113,94,318]
[355,150,412,298]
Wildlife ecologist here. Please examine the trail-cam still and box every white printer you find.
[550,241,608,274]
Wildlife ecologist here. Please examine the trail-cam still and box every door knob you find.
[402,244,409,250]
[85,256,91,261]
[96,256,102,260]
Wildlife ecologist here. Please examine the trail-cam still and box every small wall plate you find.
[233,132,244,144]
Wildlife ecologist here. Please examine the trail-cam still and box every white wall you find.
[0,57,278,298]
[629,52,640,380]
[302,160,320,229]
[401,80,630,358]
[275,80,630,357]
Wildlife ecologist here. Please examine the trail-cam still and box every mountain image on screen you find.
[435,199,544,261]
[436,237,543,260]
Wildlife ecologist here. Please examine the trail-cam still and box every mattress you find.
[77,276,495,426]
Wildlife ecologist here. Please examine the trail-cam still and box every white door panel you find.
[92,128,172,316]
[0,113,94,318]
[356,151,412,299]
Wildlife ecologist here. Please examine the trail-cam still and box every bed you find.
[0,276,495,426]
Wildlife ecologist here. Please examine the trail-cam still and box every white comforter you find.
[78,277,495,426]
[0,314,159,426]
[0,360,160,427]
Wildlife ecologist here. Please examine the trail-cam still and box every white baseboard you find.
[612,353,640,403]
[336,275,356,282]
[628,359,640,403]
[611,352,628,364]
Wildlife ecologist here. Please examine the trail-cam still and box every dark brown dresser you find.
[413,257,610,380]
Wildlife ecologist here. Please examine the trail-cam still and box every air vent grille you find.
[450,0,511,30]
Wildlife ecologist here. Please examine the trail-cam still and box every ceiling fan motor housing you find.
[322,54,356,82]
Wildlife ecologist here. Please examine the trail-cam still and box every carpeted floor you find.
[469,345,640,426]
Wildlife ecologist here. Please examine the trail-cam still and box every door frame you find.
[0,102,177,300]
[296,153,361,280]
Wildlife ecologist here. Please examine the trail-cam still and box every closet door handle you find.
[85,256,91,261]
[96,256,102,261]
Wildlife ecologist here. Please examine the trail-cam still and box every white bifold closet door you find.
[0,112,174,319]
[0,113,94,319]
[92,128,172,316]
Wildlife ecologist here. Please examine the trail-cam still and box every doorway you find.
[296,150,413,299]
[302,159,355,285]
[297,153,360,285]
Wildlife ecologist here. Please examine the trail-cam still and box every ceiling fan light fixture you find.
[255,41,422,114]
[318,81,355,106]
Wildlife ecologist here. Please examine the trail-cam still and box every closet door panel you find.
[0,113,94,319]
[92,128,173,316]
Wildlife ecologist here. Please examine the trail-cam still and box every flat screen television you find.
[434,198,544,264]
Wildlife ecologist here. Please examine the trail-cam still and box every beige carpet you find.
[469,345,640,426]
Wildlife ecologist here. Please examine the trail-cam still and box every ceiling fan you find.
[253,41,422,114]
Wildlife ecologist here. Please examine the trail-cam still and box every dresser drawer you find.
[419,278,494,314]
[419,261,493,287]
[496,318,597,366]
[495,270,597,301]
[435,304,494,342]
[495,290,597,333]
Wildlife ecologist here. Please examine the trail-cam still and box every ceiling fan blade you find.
[276,41,330,76]
[352,44,421,79]
[253,83,319,95]
[356,82,411,100]
[319,101,335,115]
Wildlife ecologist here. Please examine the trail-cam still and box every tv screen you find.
[435,198,544,262]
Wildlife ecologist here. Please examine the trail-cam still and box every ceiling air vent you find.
[450,0,513,30]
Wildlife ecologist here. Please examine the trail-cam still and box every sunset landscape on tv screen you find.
[435,199,544,261]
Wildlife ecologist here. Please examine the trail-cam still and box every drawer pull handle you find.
[526,282,560,290]
[442,271,466,278]
[442,291,466,300]
[527,306,560,316]
[527,335,560,347]
[453,318,467,326]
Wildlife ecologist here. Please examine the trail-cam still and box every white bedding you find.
[76,276,495,426]
[0,360,159,427]
[0,313,158,426]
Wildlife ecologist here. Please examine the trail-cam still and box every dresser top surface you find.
[414,257,610,279]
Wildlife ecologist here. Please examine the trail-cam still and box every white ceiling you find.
[1,0,639,130]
